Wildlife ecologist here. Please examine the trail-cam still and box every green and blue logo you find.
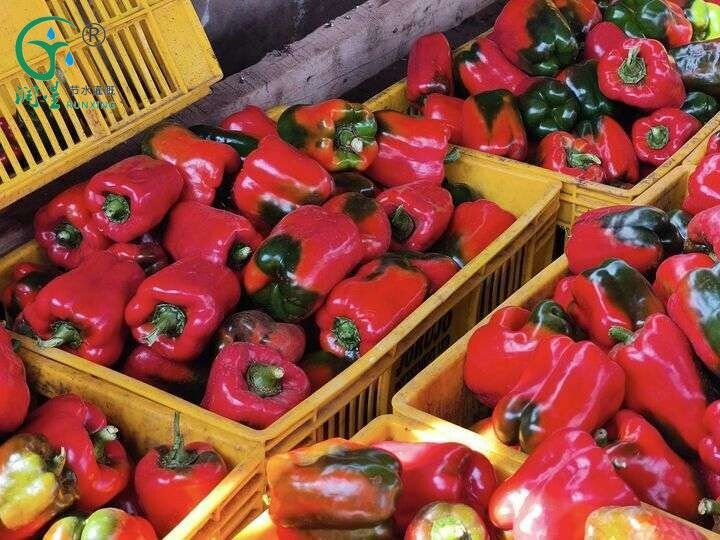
[15,16,76,81]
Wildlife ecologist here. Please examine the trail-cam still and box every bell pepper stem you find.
[609,326,635,344]
[335,126,364,155]
[227,242,253,270]
[618,46,647,84]
[53,222,83,249]
[646,126,670,150]
[444,146,460,163]
[102,194,131,223]
[48,447,67,476]
[431,515,471,539]
[699,498,720,516]
[566,147,602,170]
[332,316,361,360]
[37,320,82,349]
[390,206,416,243]
[143,303,187,346]
[246,363,285,397]
[161,412,198,469]
[92,425,119,464]
[593,428,609,448]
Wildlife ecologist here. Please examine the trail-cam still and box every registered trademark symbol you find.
[82,22,105,46]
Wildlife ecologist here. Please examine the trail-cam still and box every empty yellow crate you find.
[0,0,221,208]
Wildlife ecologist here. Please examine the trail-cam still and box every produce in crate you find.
[220,104,278,139]
[107,239,170,276]
[43,508,157,539]
[653,253,716,303]
[404,502,489,540]
[461,90,528,160]
[1,262,56,323]
[603,0,693,48]
[216,310,306,363]
[0,326,29,435]
[688,203,720,255]
[519,79,580,140]
[190,124,261,158]
[584,21,627,60]
[423,95,465,145]
[575,116,639,182]
[296,350,351,392]
[682,91,719,123]
[584,506,705,538]
[406,33,454,103]
[683,153,720,213]
[390,251,459,293]
[631,108,702,165]
[558,60,620,120]
[453,36,532,96]
[323,192,391,262]
[535,131,604,182]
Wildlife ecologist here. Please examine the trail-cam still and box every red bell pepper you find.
[406,33,453,103]
[566,205,683,274]
[0,327,29,436]
[405,502,489,540]
[632,108,702,166]
[461,91,528,161]
[492,336,625,453]
[243,205,363,322]
[316,256,428,360]
[201,342,310,429]
[488,429,640,535]
[365,111,452,188]
[422,94,464,144]
[44,508,157,540]
[585,506,705,539]
[22,394,131,511]
[688,205,720,256]
[699,400,720,474]
[537,131,604,181]
[232,135,335,233]
[34,182,112,270]
[435,200,515,267]
[552,275,576,312]
[707,130,720,154]
[23,251,144,366]
[584,21,627,60]
[85,155,184,242]
[464,301,577,407]
[387,251,459,293]
[163,201,263,273]
[597,38,686,109]
[1,262,56,323]
[220,105,277,139]
[331,171,377,198]
[107,239,170,276]
[575,116,640,183]
[135,412,227,536]
[373,440,498,530]
[125,257,241,363]
[323,192,391,262]
[454,36,532,96]
[552,0,602,36]
[297,351,351,392]
[567,258,665,349]
[595,409,703,520]
[683,153,720,215]
[653,253,716,304]
[376,182,453,252]
[216,310,306,364]
[275,523,394,539]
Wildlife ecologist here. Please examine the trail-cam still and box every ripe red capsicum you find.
[492,336,625,453]
[297,351,351,392]
[536,131,605,182]
[201,342,310,429]
[699,400,720,475]
[232,135,335,233]
[575,115,640,183]
[422,94,464,144]
[365,111,452,188]
[566,205,682,274]
[243,205,363,322]
[688,205,720,256]
[584,21,627,60]
[135,412,227,536]
[22,251,144,366]
[220,105,277,139]
[406,33,454,103]
[85,155,184,242]
[125,257,241,363]
[461,91,528,161]
[163,201,263,274]
[316,255,428,360]
[597,38,686,109]
[464,301,577,407]
[34,182,111,270]
[107,239,169,276]
[653,253,715,304]
[372,440,498,530]
[0,327,29,436]
[632,108,702,166]
[44,508,157,540]
[454,36,532,96]
[683,153,720,215]
[386,251,459,293]
[553,0,601,37]
[1,262,56,323]
[376,182,453,252]
[323,192,391,262]
[405,502,489,540]
[22,394,131,511]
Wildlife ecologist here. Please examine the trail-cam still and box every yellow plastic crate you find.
[0,0,221,208]
[18,341,265,540]
[1,149,561,469]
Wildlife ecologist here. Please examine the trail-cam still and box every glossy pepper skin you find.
[557,60,618,121]
[0,327,30,436]
[670,41,720,97]
[85,155,184,242]
[553,0,602,36]
[376,182,453,252]
[584,506,705,539]
[422,94,464,144]
[107,240,169,276]
[142,123,241,205]
[584,21,627,60]
[683,91,719,123]
[276,523,394,539]
[492,0,579,76]
[216,310,306,363]
[0,433,77,539]
[567,258,665,349]
[22,394,130,511]
[126,257,240,363]
[331,171,377,198]
[575,116,640,183]
[699,400,720,475]
[323,192,391,262]
[297,351,351,392]
[464,301,577,407]
[23,251,144,366]
[707,131,720,154]
[163,201,263,273]
[135,413,227,536]
[373,440,498,530]
[435,200,515,267]
[243,206,363,322]
[519,78,580,139]
[595,410,703,520]
[34,182,111,270]
[688,205,720,255]
[670,208,694,245]
[267,438,401,529]
[488,429,640,536]
[566,205,682,274]
[43,508,157,540]
[316,256,428,361]
[492,336,625,453]
[278,100,379,172]
[1,262,56,323]
[388,251,459,293]
[454,36,532,96]
[632,108,702,166]
[404,502,488,540]
[201,342,310,428]
[536,131,605,182]
[667,264,720,374]
[220,105,277,139]
[406,33,453,103]
[232,135,335,233]
[365,111,451,188]
[461,91,528,160]
[683,153,720,214]
[598,38,686,109]
[686,0,720,40]
[654,253,715,304]
[604,0,693,47]
[189,124,259,158]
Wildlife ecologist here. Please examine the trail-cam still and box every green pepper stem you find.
[37,320,82,349]
[143,303,187,346]
[646,126,670,150]
[566,147,602,170]
[335,127,364,155]
[227,242,253,270]
[246,363,285,397]
[54,222,83,249]
[390,206,416,243]
[609,326,635,344]
[700,498,720,516]
[92,425,118,463]
[593,428,609,448]
[102,194,131,224]
[160,412,198,469]
[430,515,470,539]
[332,316,361,360]
[618,46,647,85]
[444,146,460,163]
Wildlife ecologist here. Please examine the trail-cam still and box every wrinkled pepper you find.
[632,107,702,166]
[585,506,705,539]
[683,153,720,214]
[405,502,488,540]
[670,41,720,97]
[217,310,306,363]
[557,60,619,121]
[519,78,579,139]
[189,124,260,158]
[461,90,528,160]
[385,251,459,293]
[0,326,29,436]
[453,36,532,96]
[297,351,351,392]
[682,91,719,123]
[575,116,640,183]
[604,0,693,47]
[323,192,391,262]
[654,253,716,304]
[422,94,464,145]
[1,262,56,323]
[536,131,605,182]
[220,105,277,139]
[406,33,453,103]
[584,21,627,60]
[43,508,157,540]
[107,239,169,276]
